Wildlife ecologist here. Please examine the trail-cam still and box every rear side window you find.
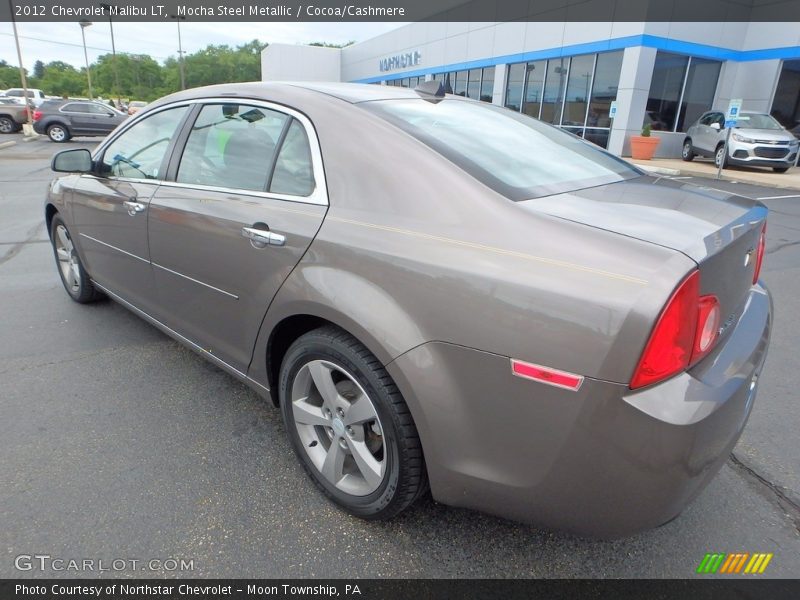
[100,105,189,179]
[62,103,91,113]
[176,103,288,192]
[269,119,315,196]
[363,99,640,200]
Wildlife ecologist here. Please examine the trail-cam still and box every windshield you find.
[362,98,640,200]
[736,113,783,130]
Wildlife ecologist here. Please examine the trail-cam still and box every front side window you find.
[100,105,188,179]
[176,103,288,192]
[364,99,639,200]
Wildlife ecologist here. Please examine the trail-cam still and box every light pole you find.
[79,20,94,100]
[99,3,121,106]
[8,0,33,133]
[170,14,187,90]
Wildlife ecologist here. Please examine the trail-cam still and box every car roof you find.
[150,81,437,108]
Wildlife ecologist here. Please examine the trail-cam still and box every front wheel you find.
[47,123,70,143]
[50,214,103,303]
[681,139,695,161]
[279,326,427,520]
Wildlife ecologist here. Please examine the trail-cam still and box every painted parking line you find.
[756,194,800,200]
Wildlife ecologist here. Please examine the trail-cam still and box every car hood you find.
[518,175,764,263]
[733,128,796,142]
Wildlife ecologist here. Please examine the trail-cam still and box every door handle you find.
[123,200,145,216]
[242,226,285,247]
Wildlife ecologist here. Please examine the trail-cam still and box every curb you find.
[633,163,681,176]
[0,140,17,150]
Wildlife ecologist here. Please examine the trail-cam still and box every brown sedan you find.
[44,82,771,538]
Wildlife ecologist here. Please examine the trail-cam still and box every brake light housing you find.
[630,270,721,390]
[32,110,42,122]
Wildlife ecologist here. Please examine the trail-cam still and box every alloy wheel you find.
[0,117,14,134]
[54,224,81,294]
[49,126,66,142]
[290,359,386,496]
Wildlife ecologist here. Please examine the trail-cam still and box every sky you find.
[1,21,404,69]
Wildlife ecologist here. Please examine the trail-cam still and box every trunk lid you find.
[519,175,768,330]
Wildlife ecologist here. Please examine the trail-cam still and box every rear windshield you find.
[362,98,640,200]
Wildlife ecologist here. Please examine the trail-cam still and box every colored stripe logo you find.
[696,553,773,574]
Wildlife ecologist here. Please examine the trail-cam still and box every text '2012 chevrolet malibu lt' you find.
[44,82,771,538]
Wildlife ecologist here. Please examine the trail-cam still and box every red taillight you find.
[33,110,42,121]
[693,295,720,362]
[752,223,766,284]
[630,271,699,389]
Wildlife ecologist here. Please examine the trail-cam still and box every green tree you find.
[33,60,45,80]
[0,60,26,89]
[36,61,86,97]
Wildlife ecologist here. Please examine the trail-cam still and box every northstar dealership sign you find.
[379,51,422,72]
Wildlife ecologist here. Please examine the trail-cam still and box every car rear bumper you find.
[386,284,772,538]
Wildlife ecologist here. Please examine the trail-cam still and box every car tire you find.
[47,123,71,143]
[279,325,428,520]
[773,167,789,173]
[0,116,18,134]
[681,139,695,161]
[50,214,103,303]
[714,144,728,169]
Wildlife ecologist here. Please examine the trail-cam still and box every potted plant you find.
[630,124,661,160]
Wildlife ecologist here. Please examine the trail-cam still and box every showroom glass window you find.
[505,63,525,111]
[521,61,546,119]
[562,54,595,134]
[541,58,569,124]
[176,103,288,192]
[480,67,495,102]
[503,51,623,148]
[771,59,800,128]
[100,105,189,179]
[645,51,721,132]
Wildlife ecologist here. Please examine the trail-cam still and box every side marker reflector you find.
[511,359,584,391]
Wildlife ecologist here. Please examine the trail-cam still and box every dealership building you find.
[262,21,800,157]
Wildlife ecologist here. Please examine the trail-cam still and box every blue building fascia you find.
[354,33,800,83]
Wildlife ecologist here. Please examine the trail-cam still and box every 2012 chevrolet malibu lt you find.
[44,82,771,538]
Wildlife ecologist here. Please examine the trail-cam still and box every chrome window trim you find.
[91,97,329,207]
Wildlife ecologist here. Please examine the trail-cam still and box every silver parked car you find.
[683,110,799,172]
[44,82,771,538]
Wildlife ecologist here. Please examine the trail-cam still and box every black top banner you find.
[2,0,800,22]
[2,579,800,600]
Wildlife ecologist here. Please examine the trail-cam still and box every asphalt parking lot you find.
[1,133,799,578]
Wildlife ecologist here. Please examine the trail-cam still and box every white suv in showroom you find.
[683,111,799,173]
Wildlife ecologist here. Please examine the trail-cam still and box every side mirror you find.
[52,148,93,173]
[710,122,721,130]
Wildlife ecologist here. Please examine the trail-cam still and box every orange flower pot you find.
[630,136,660,160]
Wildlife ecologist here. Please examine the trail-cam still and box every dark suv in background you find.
[33,100,128,142]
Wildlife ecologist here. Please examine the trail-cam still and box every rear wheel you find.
[681,139,695,161]
[773,167,789,173]
[0,116,18,134]
[50,214,102,303]
[279,325,427,520]
[714,144,728,169]
[47,123,70,143]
